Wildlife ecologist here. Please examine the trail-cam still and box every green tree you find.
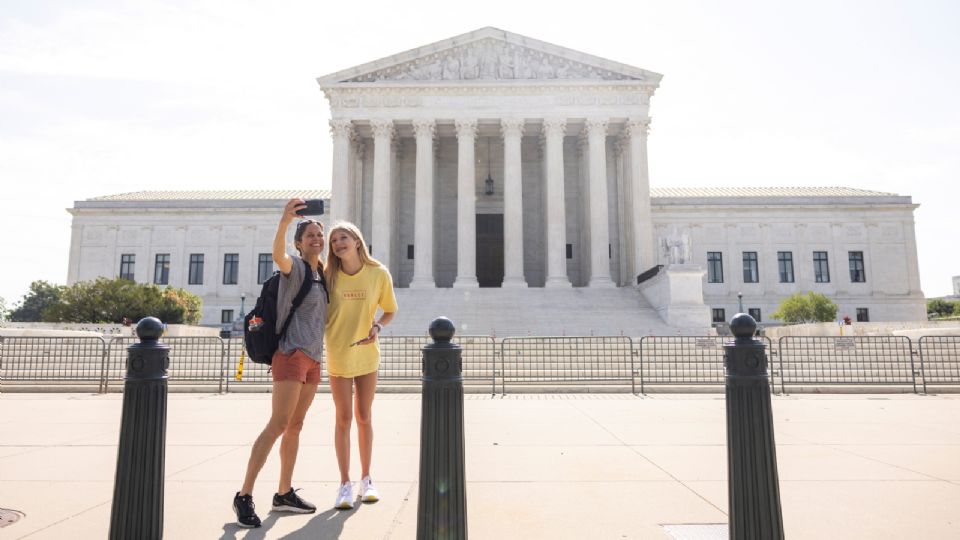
[8,280,66,322]
[0,295,6,322]
[927,299,956,319]
[771,291,839,324]
[43,278,202,324]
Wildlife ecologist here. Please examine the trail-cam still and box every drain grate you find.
[661,524,727,540]
[0,508,26,528]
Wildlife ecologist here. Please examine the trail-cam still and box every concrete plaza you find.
[1,392,959,539]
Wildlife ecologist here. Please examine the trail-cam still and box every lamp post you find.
[240,293,246,317]
[737,292,744,313]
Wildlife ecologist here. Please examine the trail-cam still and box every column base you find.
[587,276,617,288]
[452,277,479,289]
[501,276,528,288]
[544,276,572,288]
[408,276,436,289]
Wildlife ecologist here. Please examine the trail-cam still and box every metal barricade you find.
[918,336,960,393]
[379,335,497,394]
[105,337,226,391]
[637,336,776,393]
[0,337,108,391]
[777,336,916,393]
[224,337,274,389]
[500,336,634,394]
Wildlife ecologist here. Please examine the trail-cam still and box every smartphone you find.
[296,199,325,216]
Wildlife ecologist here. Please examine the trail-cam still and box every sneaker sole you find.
[361,495,379,503]
[272,505,316,514]
[235,520,260,528]
[335,502,354,510]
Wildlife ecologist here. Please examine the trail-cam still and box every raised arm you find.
[273,198,305,275]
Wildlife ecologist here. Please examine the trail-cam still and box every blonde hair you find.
[324,221,381,291]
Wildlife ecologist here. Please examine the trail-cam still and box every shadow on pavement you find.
[218,507,357,540]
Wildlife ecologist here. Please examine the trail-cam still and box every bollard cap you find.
[136,317,164,341]
[729,312,757,340]
[428,317,456,343]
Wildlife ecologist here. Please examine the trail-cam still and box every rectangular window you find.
[257,253,273,284]
[119,254,135,281]
[566,244,573,259]
[153,254,170,285]
[813,251,830,283]
[849,251,866,283]
[223,253,239,285]
[407,244,414,260]
[188,254,204,285]
[707,252,723,283]
[742,252,759,283]
[712,308,726,323]
[856,308,869,322]
[221,309,234,324]
[748,308,762,322]
[608,244,612,259]
[777,251,795,283]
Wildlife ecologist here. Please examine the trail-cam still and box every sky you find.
[1,0,958,308]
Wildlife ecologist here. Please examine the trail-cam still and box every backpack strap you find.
[278,258,318,339]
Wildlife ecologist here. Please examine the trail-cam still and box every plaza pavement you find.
[1,392,959,539]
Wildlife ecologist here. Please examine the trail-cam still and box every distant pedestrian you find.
[232,199,328,528]
[324,221,397,509]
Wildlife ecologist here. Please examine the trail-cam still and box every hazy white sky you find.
[1,0,958,307]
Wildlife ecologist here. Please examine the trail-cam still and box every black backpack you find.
[243,258,328,365]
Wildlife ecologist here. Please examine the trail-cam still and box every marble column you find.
[370,119,394,268]
[543,118,571,287]
[410,118,436,288]
[626,117,654,277]
[542,118,571,287]
[585,118,614,287]
[453,119,479,288]
[329,119,354,223]
[501,118,527,288]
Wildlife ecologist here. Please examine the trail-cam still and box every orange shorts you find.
[271,349,321,384]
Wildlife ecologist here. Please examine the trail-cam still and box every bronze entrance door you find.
[476,214,504,287]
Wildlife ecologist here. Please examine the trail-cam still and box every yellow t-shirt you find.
[324,264,398,378]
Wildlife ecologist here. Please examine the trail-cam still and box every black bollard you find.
[109,317,169,540]
[417,317,467,540]
[724,313,784,540]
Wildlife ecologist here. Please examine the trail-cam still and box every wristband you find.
[373,322,383,332]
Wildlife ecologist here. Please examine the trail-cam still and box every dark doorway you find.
[476,214,504,287]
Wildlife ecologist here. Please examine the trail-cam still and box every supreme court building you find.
[66,28,926,333]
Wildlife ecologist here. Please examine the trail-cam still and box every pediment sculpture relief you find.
[346,39,644,82]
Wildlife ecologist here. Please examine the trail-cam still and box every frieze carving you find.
[345,39,645,83]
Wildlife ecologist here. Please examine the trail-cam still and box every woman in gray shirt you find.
[233,199,328,528]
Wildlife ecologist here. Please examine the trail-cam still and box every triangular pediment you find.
[317,27,662,85]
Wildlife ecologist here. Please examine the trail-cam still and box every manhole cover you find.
[661,524,727,540]
[0,508,25,528]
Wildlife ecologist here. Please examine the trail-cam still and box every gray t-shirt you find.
[276,256,327,363]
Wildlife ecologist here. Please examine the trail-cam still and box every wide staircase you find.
[387,286,700,337]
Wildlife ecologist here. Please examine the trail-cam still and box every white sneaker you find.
[360,475,380,503]
[335,481,354,510]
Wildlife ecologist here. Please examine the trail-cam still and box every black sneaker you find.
[233,492,261,528]
[273,488,317,514]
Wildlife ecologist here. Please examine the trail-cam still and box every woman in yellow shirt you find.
[324,221,397,509]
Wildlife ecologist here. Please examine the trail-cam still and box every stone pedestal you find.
[637,264,711,329]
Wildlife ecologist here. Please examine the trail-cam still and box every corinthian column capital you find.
[454,118,478,138]
[584,117,609,136]
[625,117,652,138]
[370,118,395,139]
[541,118,567,138]
[412,118,436,139]
[500,118,525,138]
[329,118,354,139]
